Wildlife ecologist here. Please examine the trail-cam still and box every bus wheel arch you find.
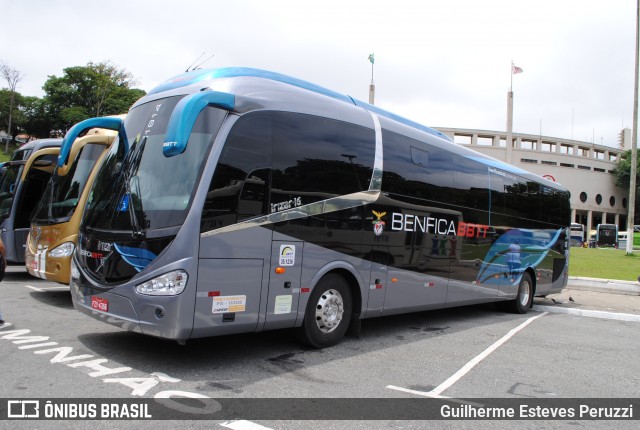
[299,270,360,348]
[506,270,535,314]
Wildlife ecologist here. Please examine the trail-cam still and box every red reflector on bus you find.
[208,291,220,297]
[301,288,310,293]
[375,284,383,289]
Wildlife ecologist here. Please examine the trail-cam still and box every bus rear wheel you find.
[300,274,352,348]
[506,272,533,314]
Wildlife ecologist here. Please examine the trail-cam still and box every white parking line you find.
[220,420,273,430]
[388,312,548,398]
[23,285,70,292]
[533,304,640,322]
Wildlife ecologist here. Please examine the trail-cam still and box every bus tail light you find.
[136,270,188,296]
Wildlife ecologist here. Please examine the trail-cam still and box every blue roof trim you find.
[148,67,352,104]
[163,90,235,157]
[147,67,448,141]
[59,117,127,167]
[464,155,531,176]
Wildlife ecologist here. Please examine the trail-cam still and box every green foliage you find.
[0,88,25,137]
[613,149,640,223]
[569,246,640,281]
[1,60,145,140]
[613,149,640,188]
[20,96,53,138]
[43,61,145,131]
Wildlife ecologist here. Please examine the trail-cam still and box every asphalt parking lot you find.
[1,266,639,429]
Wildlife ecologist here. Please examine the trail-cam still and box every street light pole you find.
[626,0,639,255]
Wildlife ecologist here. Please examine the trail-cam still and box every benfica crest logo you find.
[372,210,386,236]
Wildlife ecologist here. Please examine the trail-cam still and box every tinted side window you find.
[488,172,504,214]
[201,114,272,232]
[16,154,58,228]
[202,111,375,232]
[271,113,375,206]
[525,181,541,221]
[451,155,488,211]
[504,177,527,219]
[382,130,453,203]
[541,185,569,225]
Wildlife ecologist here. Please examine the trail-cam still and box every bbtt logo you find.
[372,211,386,236]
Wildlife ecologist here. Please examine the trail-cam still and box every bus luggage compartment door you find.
[263,240,303,330]
[192,258,264,337]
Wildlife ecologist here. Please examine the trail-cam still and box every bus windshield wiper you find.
[45,174,56,220]
[122,136,147,239]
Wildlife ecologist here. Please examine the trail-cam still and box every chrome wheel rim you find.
[519,279,531,307]
[314,289,344,333]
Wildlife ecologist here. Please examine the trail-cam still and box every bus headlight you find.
[49,242,75,257]
[70,259,80,281]
[135,270,188,296]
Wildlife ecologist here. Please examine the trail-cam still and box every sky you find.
[1,0,638,147]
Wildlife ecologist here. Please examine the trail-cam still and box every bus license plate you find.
[91,296,108,312]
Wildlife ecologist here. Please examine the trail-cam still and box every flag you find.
[512,65,523,74]
[368,53,375,65]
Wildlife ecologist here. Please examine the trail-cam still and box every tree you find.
[614,149,640,187]
[0,60,24,153]
[613,149,640,223]
[20,96,54,139]
[43,61,145,131]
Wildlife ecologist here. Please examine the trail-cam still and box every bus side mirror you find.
[59,117,128,167]
[163,90,234,157]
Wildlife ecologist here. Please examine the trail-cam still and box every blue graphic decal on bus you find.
[113,244,157,272]
[477,228,563,286]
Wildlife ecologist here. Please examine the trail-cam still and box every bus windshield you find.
[32,144,105,225]
[81,96,226,237]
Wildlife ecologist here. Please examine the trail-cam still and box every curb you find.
[567,276,640,296]
[533,304,640,322]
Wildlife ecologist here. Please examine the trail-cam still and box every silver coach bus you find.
[69,68,570,348]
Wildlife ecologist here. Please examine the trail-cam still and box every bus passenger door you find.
[263,240,303,330]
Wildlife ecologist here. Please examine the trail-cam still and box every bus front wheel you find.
[300,274,352,348]
[506,272,533,314]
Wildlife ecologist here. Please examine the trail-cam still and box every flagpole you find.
[368,53,375,105]
[507,61,514,164]
[510,60,514,92]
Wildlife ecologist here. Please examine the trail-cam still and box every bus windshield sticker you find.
[212,295,246,314]
[274,295,293,315]
[118,194,130,212]
[279,245,296,266]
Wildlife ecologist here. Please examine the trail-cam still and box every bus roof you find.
[11,138,62,160]
[140,67,567,192]
[145,67,450,141]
